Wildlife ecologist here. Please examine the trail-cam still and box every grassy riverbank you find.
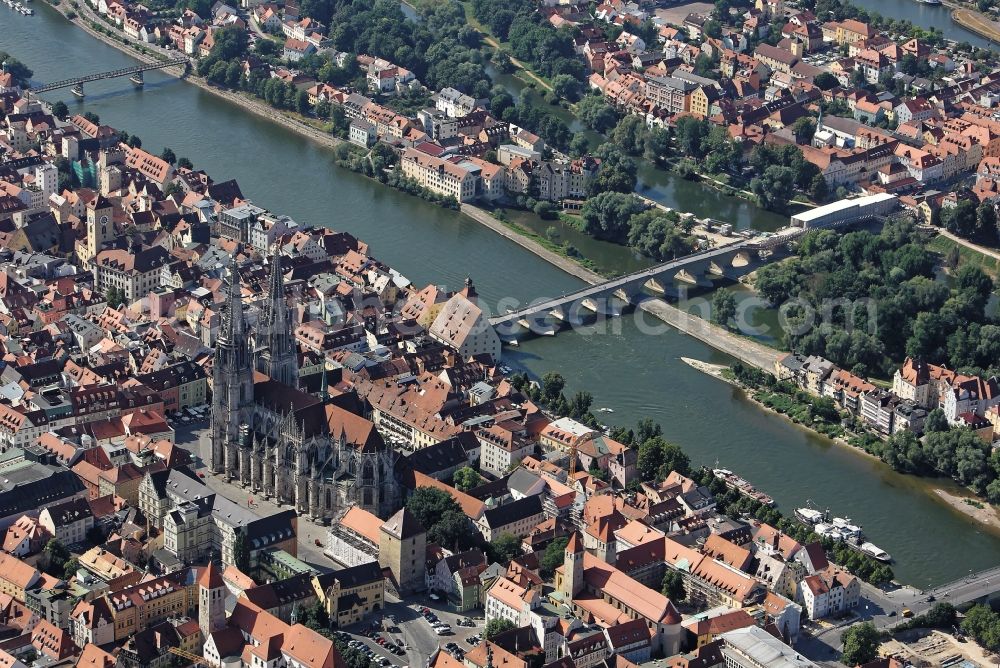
[951,7,1000,42]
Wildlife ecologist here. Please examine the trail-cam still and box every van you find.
[902,609,913,618]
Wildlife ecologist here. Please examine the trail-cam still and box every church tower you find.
[559,532,584,598]
[198,562,226,640]
[83,194,114,268]
[211,265,255,476]
[256,250,298,387]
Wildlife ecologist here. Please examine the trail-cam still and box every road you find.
[172,420,334,568]
[937,228,1000,262]
[799,567,1000,663]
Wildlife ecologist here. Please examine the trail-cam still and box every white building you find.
[400,148,481,203]
[720,626,818,668]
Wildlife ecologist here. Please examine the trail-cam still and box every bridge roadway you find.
[489,239,755,330]
[28,57,190,94]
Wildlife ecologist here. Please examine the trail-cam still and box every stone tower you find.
[256,250,298,387]
[83,194,114,267]
[211,264,255,477]
[198,562,226,640]
[560,532,584,598]
[379,507,426,596]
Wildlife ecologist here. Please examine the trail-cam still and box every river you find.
[6,5,1000,587]
[848,0,994,48]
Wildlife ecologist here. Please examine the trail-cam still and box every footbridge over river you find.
[490,228,803,340]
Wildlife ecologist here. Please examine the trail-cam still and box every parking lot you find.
[336,596,485,668]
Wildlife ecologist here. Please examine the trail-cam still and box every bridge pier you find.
[645,278,667,294]
[71,83,84,99]
[130,70,144,86]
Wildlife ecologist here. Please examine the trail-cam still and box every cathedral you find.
[210,252,402,521]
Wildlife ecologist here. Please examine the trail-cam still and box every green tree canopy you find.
[485,618,516,639]
[453,466,484,492]
[840,622,880,666]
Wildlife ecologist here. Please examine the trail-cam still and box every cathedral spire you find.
[257,247,298,387]
[221,263,246,344]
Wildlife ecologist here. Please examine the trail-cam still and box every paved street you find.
[172,421,335,569]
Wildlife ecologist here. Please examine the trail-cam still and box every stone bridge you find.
[490,237,794,340]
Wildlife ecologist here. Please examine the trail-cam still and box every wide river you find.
[4,4,1000,586]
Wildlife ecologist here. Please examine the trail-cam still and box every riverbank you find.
[935,489,1000,532]
[53,2,351,152]
[951,7,1000,42]
[686,356,1000,535]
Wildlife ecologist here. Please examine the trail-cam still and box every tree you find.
[177,157,194,170]
[712,289,737,329]
[539,537,568,577]
[791,116,816,144]
[576,95,620,133]
[427,510,472,550]
[160,147,177,164]
[551,74,581,101]
[750,165,796,212]
[924,602,957,628]
[489,533,522,565]
[579,192,645,242]
[814,71,838,90]
[675,116,710,158]
[924,408,949,434]
[569,133,591,157]
[296,90,311,116]
[51,101,69,121]
[453,466,484,492]
[302,599,330,631]
[43,539,70,576]
[541,372,566,404]
[942,199,977,238]
[63,557,80,580]
[485,618,516,639]
[233,528,250,571]
[661,569,685,601]
[0,53,33,87]
[610,115,650,157]
[637,437,690,483]
[587,144,637,195]
[406,487,462,530]
[809,173,829,202]
[106,286,125,308]
[840,622,880,666]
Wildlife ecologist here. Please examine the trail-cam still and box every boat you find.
[860,542,893,563]
[598,407,614,413]
[831,516,862,541]
[814,523,842,541]
[915,0,942,5]
[795,506,826,524]
[712,467,775,506]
